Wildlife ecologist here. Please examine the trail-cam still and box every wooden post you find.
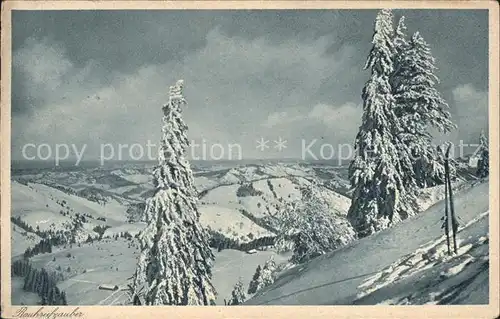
[445,144,458,254]
[438,145,452,255]
[444,161,452,256]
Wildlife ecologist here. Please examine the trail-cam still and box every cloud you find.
[264,102,361,127]
[263,111,301,128]
[308,102,361,133]
[15,38,72,89]
[261,102,362,158]
[12,28,356,160]
[12,37,75,115]
[452,83,488,143]
[263,103,362,131]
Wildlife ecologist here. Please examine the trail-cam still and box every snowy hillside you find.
[11,235,288,305]
[199,205,273,242]
[11,162,353,247]
[11,180,132,251]
[199,164,352,236]
[11,225,42,257]
[354,210,488,305]
[246,180,489,305]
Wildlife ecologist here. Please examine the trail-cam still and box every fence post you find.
[445,144,458,254]
[443,160,452,256]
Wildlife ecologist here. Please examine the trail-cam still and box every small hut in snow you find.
[99,284,119,291]
[468,149,481,168]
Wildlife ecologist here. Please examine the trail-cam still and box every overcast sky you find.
[11,9,488,162]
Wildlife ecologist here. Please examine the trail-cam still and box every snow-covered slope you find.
[11,237,287,306]
[201,175,350,224]
[12,181,127,227]
[354,211,488,305]
[11,180,137,254]
[199,205,273,242]
[415,178,469,212]
[11,181,73,231]
[211,249,290,304]
[25,238,141,305]
[246,180,489,305]
[12,162,353,247]
[29,183,128,225]
[194,163,354,240]
[11,224,42,256]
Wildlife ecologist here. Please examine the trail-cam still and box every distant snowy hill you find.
[11,182,107,251]
[196,163,352,241]
[11,162,353,245]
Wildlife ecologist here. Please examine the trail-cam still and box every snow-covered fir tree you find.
[132,80,216,305]
[247,265,262,294]
[392,16,409,74]
[228,278,246,305]
[260,257,277,289]
[476,130,489,178]
[247,257,277,295]
[392,25,456,188]
[275,181,356,263]
[348,9,418,238]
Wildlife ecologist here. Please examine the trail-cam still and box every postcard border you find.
[1,1,499,318]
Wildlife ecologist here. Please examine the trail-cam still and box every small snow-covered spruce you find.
[247,257,278,295]
[228,278,246,305]
[476,130,489,178]
[247,265,262,294]
[259,257,276,292]
[260,257,277,288]
[276,181,356,263]
[392,22,456,188]
[132,80,216,305]
[348,9,418,238]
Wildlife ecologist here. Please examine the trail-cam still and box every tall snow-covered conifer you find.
[348,9,417,238]
[132,80,216,305]
[392,25,456,188]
